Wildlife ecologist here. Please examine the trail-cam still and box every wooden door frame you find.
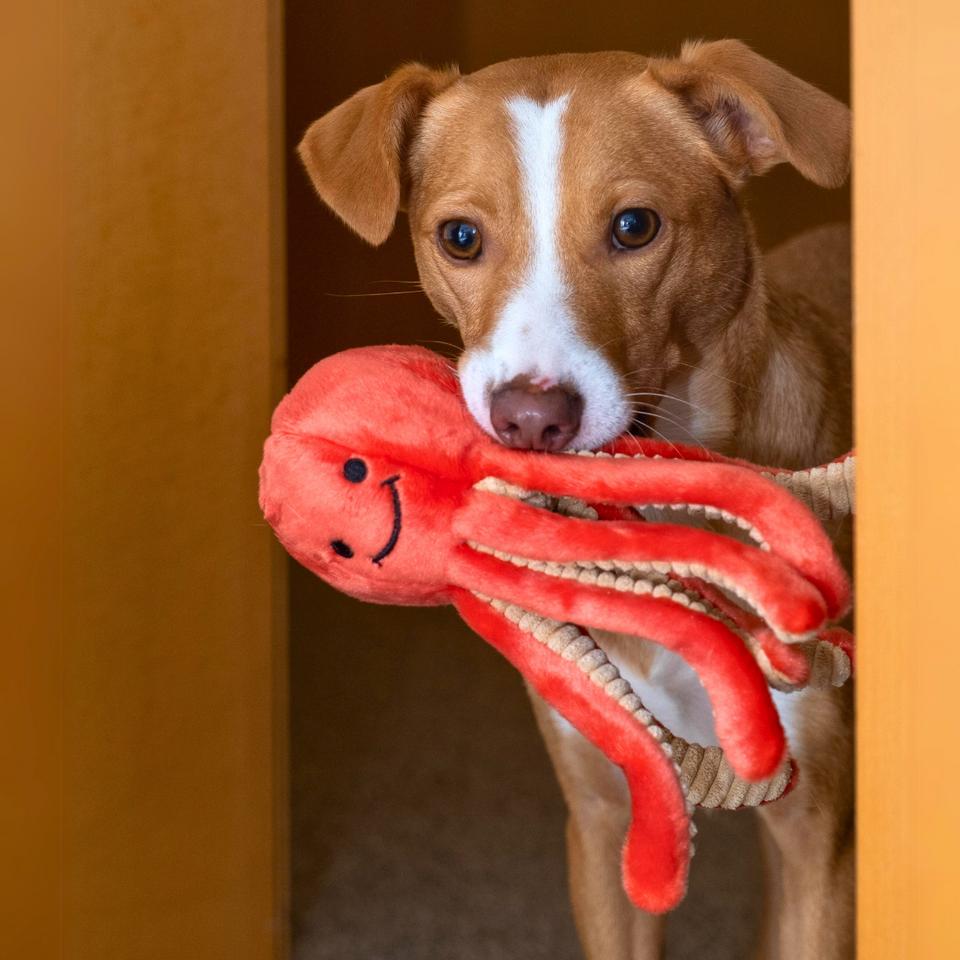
[4,3,288,958]
[7,2,960,957]
[855,1,960,956]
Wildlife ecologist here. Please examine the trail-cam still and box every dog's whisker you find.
[629,402,706,449]
[710,269,760,296]
[644,412,708,450]
[623,391,711,416]
[617,431,647,453]
[323,290,427,298]
[417,338,463,360]
[592,334,625,353]
[705,255,761,269]
[634,418,685,458]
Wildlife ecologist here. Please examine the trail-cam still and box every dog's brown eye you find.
[612,208,660,250]
[439,220,482,260]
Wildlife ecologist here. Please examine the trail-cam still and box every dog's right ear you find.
[298,63,459,245]
[646,40,850,189]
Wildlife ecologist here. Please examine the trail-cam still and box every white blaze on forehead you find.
[509,94,568,332]
[458,94,631,449]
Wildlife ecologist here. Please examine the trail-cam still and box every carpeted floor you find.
[290,564,763,959]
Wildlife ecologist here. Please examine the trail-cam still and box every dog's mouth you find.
[371,475,402,566]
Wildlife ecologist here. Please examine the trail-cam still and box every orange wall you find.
[3,2,288,958]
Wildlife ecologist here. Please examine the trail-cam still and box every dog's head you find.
[299,42,849,451]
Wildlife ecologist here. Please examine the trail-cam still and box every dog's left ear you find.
[646,40,850,188]
[298,63,460,245]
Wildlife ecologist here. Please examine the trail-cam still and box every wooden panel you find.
[855,1,960,956]
[0,5,66,958]
[3,2,290,958]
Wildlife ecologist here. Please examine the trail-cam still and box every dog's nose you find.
[489,379,583,451]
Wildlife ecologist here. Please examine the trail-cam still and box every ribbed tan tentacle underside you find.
[470,455,855,810]
[480,596,794,812]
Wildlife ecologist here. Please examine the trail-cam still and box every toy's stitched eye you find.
[611,208,661,250]
[438,219,482,260]
[343,458,367,483]
[331,539,354,558]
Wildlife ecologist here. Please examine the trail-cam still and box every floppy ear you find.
[646,40,850,188]
[298,63,459,245]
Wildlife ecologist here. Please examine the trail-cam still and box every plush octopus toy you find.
[259,344,854,913]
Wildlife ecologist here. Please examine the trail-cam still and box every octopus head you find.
[260,434,455,606]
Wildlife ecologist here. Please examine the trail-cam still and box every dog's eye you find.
[439,220,482,260]
[611,208,660,250]
[330,539,354,559]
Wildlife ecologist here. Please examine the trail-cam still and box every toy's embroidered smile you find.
[329,460,403,565]
[371,475,402,566]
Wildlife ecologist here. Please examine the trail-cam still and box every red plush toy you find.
[259,344,853,913]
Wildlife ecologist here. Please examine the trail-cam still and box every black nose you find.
[489,378,583,451]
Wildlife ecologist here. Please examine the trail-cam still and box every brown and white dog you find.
[299,41,853,959]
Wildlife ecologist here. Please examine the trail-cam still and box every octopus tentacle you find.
[470,599,844,807]
[599,440,857,526]
[669,574,812,687]
[452,589,691,914]
[762,456,856,522]
[454,592,809,911]
[450,544,785,781]
[660,575,852,689]
[456,489,828,642]
[473,475,853,689]
[472,446,849,618]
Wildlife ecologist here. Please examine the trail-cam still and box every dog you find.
[297,41,853,959]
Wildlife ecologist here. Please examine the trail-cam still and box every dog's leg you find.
[528,691,666,960]
[755,684,855,960]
